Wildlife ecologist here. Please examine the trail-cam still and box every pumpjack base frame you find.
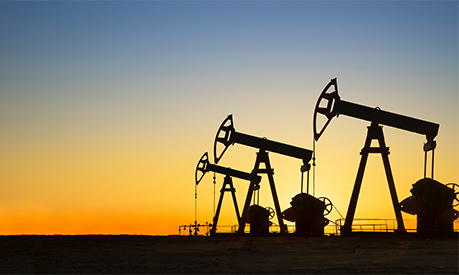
[341,123,407,235]
[210,175,241,235]
[238,150,287,234]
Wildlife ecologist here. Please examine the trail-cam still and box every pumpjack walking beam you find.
[195,152,261,235]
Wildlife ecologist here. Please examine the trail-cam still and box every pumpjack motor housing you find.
[247,205,274,236]
[400,178,459,235]
[282,193,331,237]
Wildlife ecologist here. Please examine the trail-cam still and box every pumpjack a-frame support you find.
[238,149,287,234]
[342,122,407,235]
[211,175,241,235]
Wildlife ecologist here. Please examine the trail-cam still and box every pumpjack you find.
[314,78,440,235]
[195,152,261,235]
[214,114,312,234]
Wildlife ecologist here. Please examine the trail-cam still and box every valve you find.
[318,197,333,216]
[446,183,459,207]
[266,207,275,220]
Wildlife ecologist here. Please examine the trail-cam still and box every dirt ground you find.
[0,234,457,274]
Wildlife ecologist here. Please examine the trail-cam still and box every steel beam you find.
[207,163,261,183]
[334,100,439,141]
[231,131,312,163]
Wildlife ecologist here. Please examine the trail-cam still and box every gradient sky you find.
[1,1,457,235]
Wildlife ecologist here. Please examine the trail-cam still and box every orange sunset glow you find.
[0,1,457,236]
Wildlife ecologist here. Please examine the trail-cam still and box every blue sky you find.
[3,1,456,84]
[0,1,457,234]
[3,1,456,122]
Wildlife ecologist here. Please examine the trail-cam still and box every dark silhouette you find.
[247,204,273,235]
[400,178,459,235]
[314,78,441,235]
[214,114,313,234]
[195,152,261,235]
[282,193,331,237]
[189,78,456,237]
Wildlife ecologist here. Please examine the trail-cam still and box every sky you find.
[0,1,457,235]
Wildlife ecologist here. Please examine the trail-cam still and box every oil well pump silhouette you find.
[313,78,457,235]
[195,114,335,235]
[191,77,457,236]
[213,114,313,234]
[195,152,261,235]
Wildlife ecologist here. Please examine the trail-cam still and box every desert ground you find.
[0,234,457,274]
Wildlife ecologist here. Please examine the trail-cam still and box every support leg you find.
[343,124,374,235]
[211,183,226,235]
[210,186,225,235]
[378,136,406,233]
[261,152,286,234]
[342,148,370,235]
[229,179,241,222]
[238,180,256,233]
[267,171,286,233]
